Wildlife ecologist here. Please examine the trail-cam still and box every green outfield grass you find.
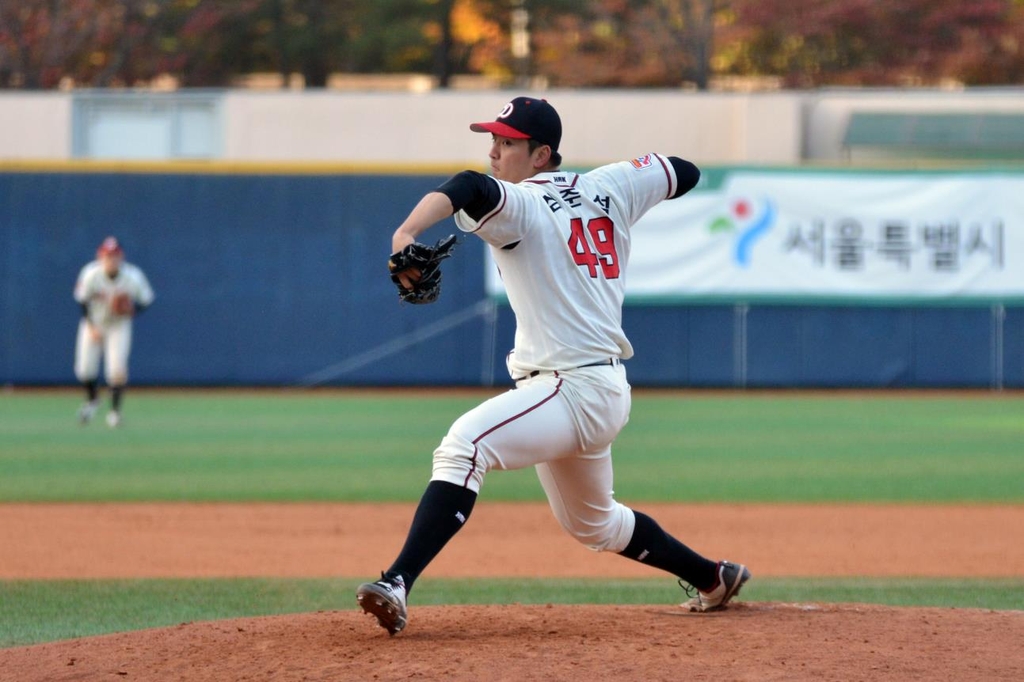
[1,388,1022,648]
[1,388,1022,502]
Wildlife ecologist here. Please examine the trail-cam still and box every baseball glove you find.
[110,292,134,317]
[388,234,457,304]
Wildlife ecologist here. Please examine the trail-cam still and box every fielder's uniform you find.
[73,259,154,386]
[431,153,692,554]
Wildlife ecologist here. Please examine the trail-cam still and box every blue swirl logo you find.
[708,198,777,267]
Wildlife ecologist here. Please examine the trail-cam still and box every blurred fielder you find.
[73,236,154,427]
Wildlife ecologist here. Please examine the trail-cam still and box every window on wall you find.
[843,112,1024,162]
[72,92,222,160]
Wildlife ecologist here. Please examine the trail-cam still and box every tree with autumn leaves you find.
[1,0,1023,90]
[721,0,1024,87]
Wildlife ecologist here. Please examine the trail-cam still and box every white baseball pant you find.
[431,364,636,553]
[74,318,133,386]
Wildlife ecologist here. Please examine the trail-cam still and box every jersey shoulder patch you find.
[629,154,654,170]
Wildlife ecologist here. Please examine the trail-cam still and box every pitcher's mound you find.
[3,602,1023,681]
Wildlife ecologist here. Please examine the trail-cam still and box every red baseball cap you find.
[97,236,123,257]
[470,96,562,151]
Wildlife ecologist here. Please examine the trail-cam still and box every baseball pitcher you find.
[358,97,750,635]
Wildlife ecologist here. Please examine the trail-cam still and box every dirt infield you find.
[2,503,1023,681]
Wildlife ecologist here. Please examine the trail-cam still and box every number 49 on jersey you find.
[568,217,620,279]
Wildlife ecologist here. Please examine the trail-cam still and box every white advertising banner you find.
[485,170,1024,302]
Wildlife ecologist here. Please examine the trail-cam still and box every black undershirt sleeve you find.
[435,171,502,221]
[668,157,701,199]
[80,303,89,318]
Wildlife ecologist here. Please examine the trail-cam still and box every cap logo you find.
[497,102,515,119]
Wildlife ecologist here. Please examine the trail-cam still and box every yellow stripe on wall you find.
[0,159,476,176]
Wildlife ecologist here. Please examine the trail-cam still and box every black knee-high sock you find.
[84,380,98,402]
[619,510,719,591]
[111,386,123,411]
[386,480,477,592]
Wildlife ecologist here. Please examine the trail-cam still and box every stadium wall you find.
[5,88,1024,165]
[1,167,1021,389]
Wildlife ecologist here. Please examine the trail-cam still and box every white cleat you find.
[78,400,99,425]
[356,574,408,635]
[105,411,122,428]
[682,561,751,612]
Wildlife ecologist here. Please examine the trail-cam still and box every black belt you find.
[514,358,620,381]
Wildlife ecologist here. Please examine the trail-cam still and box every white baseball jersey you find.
[454,153,680,379]
[74,260,155,327]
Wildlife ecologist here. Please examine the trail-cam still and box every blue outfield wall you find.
[1,168,1021,389]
